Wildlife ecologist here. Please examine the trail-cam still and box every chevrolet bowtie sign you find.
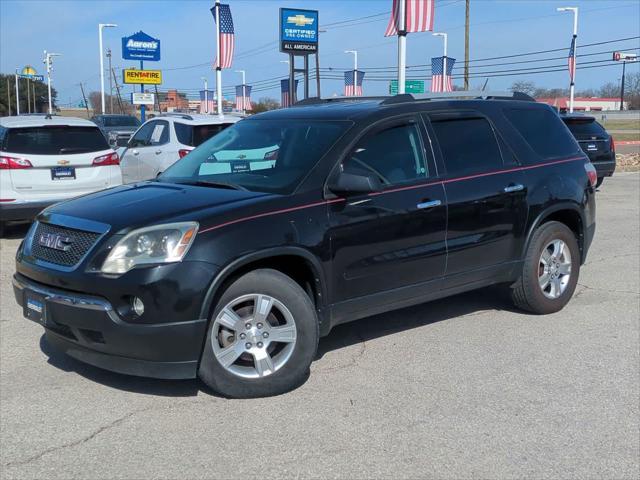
[280,8,319,54]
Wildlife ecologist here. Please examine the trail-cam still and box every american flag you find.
[385,0,434,37]
[344,70,365,97]
[431,56,455,92]
[211,3,234,69]
[568,35,576,84]
[199,89,216,114]
[235,85,252,111]
[280,79,299,108]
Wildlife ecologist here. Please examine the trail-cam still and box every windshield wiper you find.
[174,180,248,191]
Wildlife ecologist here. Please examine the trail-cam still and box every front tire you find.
[198,269,319,398]
[511,221,580,314]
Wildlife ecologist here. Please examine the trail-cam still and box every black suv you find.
[13,92,596,398]
[562,114,615,188]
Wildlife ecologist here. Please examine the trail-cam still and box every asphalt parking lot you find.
[1,173,638,480]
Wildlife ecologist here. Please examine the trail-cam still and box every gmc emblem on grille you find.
[38,233,73,252]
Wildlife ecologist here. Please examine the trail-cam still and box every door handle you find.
[503,183,524,193]
[417,199,442,210]
[155,150,162,155]
[132,150,139,156]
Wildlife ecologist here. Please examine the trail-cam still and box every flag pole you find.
[558,6,578,113]
[397,0,407,94]
[215,0,223,117]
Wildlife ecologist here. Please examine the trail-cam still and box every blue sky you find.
[1,0,639,106]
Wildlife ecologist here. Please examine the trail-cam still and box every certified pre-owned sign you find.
[123,69,162,85]
[122,31,161,61]
[279,8,318,54]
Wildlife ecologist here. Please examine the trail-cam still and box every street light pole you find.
[344,50,358,96]
[235,70,246,114]
[201,77,209,113]
[43,51,61,115]
[433,32,448,91]
[99,23,117,114]
[557,7,578,113]
[14,70,20,115]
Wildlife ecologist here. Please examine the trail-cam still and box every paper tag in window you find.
[150,125,165,143]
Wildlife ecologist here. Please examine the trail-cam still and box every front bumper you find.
[13,273,207,379]
[0,200,54,222]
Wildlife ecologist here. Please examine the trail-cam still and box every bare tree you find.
[510,80,536,97]
[250,97,280,113]
[598,82,620,98]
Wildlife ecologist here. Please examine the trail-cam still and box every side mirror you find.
[328,171,382,195]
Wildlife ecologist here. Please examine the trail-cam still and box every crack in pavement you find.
[315,331,367,373]
[3,406,153,468]
[577,282,639,297]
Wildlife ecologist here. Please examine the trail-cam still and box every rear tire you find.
[511,221,580,314]
[198,269,319,398]
[595,177,604,188]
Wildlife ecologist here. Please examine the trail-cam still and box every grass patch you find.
[612,133,640,142]
[600,119,640,130]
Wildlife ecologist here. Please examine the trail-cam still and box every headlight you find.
[101,222,198,274]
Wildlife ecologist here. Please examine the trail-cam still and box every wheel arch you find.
[524,203,586,263]
[199,246,329,332]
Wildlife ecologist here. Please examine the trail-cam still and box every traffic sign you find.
[18,74,44,82]
[613,52,638,62]
[131,92,155,105]
[122,31,161,61]
[280,8,319,54]
[123,69,162,85]
[389,80,425,95]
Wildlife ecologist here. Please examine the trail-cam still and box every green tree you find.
[0,73,56,116]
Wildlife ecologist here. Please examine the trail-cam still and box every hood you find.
[41,181,274,233]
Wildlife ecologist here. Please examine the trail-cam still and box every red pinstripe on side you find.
[197,155,586,235]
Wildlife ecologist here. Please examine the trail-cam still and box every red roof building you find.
[536,97,627,112]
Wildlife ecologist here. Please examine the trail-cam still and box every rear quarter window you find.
[504,108,580,159]
[174,122,232,147]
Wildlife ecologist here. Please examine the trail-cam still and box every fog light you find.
[132,297,145,316]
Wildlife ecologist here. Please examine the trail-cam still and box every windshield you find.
[103,116,140,127]
[3,126,110,155]
[159,119,349,194]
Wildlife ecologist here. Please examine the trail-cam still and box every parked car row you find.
[0,113,241,230]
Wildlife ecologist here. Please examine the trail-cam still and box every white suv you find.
[0,115,122,226]
[119,113,241,183]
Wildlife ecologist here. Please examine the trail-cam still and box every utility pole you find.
[79,83,90,118]
[111,66,124,114]
[464,0,470,90]
[106,48,113,113]
[620,60,626,111]
[201,76,209,113]
[32,81,36,112]
[6,76,11,116]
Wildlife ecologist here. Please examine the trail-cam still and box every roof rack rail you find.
[158,112,194,121]
[293,96,389,106]
[409,90,535,102]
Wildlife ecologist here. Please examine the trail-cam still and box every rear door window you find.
[4,126,109,155]
[504,108,580,158]
[174,122,233,147]
[431,116,503,176]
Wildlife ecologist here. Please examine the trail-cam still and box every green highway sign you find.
[389,80,425,95]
